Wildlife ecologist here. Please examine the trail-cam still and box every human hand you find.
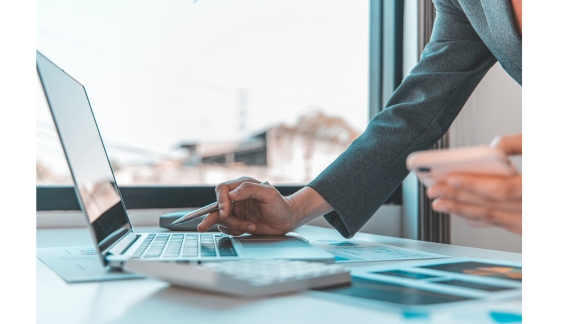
[197,177,299,236]
[427,134,522,234]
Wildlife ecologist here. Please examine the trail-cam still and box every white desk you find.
[37,225,522,324]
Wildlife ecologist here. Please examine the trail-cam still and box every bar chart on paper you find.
[312,240,449,262]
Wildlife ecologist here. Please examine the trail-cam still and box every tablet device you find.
[406,146,517,187]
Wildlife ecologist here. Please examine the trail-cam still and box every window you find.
[36,0,369,186]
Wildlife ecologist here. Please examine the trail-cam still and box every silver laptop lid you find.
[37,51,132,266]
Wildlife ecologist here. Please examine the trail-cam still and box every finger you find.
[490,133,522,155]
[432,198,521,230]
[197,211,220,232]
[502,223,522,235]
[218,225,246,236]
[446,174,522,200]
[228,182,279,202]
[217,215,256,233]
[216,177,261,219]
[427,183,522,212]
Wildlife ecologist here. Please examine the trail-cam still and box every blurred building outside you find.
[36,111,361,185]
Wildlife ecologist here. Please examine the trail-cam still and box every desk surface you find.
[37,225,522,324]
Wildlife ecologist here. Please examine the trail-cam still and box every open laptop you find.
[36,51,335,269]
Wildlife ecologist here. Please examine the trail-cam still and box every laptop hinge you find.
[107,232,140,256]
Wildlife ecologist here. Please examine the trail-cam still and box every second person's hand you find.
[427,134,522,234]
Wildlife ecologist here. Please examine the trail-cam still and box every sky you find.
[36,0,369,175]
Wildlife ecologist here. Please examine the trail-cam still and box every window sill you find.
[36,208,187,229]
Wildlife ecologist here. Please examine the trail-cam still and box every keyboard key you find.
[143,234,170,258]
[216,237,237,256]
[131,235,157,258]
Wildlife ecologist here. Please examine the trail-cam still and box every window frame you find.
[36,0,404,212]
[36,185,401,211]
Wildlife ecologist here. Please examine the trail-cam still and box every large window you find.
[37,0,369,186]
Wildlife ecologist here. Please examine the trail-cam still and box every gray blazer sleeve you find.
[307,0,498,238]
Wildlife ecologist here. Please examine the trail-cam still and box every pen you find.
[170,181,270,226]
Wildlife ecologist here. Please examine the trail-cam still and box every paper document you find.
[314,257,521,314]
[312,239,448,262]
[37,246,144,283]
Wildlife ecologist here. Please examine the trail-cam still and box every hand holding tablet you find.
[406,134,522,234]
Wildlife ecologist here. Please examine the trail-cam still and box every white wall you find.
[308,205,402,237]
[448,63,522,253]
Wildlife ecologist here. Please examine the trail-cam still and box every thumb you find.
[490,133,522,155]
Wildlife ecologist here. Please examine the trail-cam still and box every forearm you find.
[287,186,333,229]
[307,7,497,238]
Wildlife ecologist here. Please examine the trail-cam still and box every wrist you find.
[285,186,333,230]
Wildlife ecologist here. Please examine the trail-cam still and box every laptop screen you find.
[37,52,132,262]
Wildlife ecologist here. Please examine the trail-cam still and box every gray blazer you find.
[308,0,522,238]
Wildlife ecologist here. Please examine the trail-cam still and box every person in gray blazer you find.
[197,0,523,237]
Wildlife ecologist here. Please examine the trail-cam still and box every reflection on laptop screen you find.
[36,52,131,260]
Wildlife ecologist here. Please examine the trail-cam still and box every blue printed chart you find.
[312,239,449,262]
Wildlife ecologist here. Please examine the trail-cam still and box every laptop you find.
[36,51,335,269]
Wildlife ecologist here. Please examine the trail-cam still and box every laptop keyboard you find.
[131,234,237,259]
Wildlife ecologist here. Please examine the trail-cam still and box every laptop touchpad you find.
[238,237,310,248]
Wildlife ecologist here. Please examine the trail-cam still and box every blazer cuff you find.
[323,211,354,239]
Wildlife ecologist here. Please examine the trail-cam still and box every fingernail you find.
[246,224,255,232]
[219,208,224,219]
[229,190,239,198]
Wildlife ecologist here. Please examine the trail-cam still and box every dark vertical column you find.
[417,1,451,244]
[370,0,405,118]
[368,0,383,119]
[369,0,406,220]
[381,0,404,109]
